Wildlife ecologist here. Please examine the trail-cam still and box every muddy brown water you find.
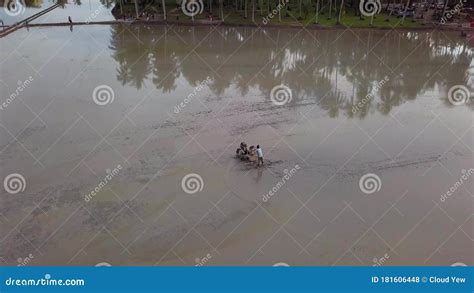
[0,24,473,266]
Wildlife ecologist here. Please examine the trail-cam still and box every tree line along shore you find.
[108,0,473,28]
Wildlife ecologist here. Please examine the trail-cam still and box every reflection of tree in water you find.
[109,25,154,89]
[151,27,179,93]
[109,25,473,117]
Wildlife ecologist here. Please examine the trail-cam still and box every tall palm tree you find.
[252,0,255,21]
[440,0,449,24]
[162,0,166,20]
[315,0,320,23]
[401,0,410,24]
[279,0,282,22]
[219,0,224,19]
[299,0,303,18]
[328,0,332,19]
[337,0,344,24]
[385,0,396,21]
[244,0,248,18]
[134,0,139,18]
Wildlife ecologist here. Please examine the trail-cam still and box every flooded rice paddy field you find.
[0,24,473,266]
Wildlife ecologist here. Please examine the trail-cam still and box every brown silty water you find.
[0,24,473,266]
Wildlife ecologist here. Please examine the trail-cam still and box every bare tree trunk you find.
[315,0,320,23]
[386,0,394,19]
[401,0,410,24]
[134,0,139,18]
[358,0,363,20]
[337,0,344,24]
[440,0,449,24]
[220,0,224,19]
[252,0,255,21]
[328,0,332,18]
[279,0,282,21]
[162,0,166,20]
[245,0,248,17]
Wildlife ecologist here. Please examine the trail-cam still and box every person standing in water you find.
[256,145,264,167]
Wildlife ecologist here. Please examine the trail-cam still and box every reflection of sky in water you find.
[0,0,115,25]
[0,0,57,24]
